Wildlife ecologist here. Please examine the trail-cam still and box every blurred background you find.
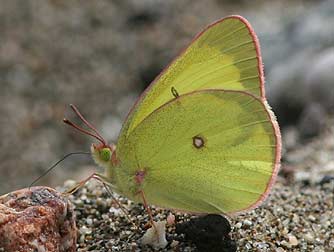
[0,0,333,194]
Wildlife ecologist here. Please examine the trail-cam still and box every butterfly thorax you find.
[91,143,145,202]
[112,164,146,203]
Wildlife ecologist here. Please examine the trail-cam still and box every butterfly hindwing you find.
[116,90,280,214]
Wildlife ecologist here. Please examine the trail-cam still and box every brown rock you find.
[0,186,76,252]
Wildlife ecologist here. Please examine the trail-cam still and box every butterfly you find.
[65,15,281,215]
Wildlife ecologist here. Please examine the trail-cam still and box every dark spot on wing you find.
[193,135,205,148]
[171,86,179,98]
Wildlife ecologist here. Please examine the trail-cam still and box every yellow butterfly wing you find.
[122,16,265,138]
[111,16,281,214]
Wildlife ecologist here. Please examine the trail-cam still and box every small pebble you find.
[243,219,252,227]
[308,215,316,222]
[304,232,314,243]
[292,213,299,223]
[79,226,92,235]
[235,222,242,229]
[281,240,291,249]
[86,218,93,226]
[167,212,175,225]
[287,234,299,246]
[170,240,179,248]
[130,242,137,249]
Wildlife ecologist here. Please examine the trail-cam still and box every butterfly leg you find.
[139,190,158,233]
[63,173,137,228]
[93,174,138,229]
[63,172,98,195]
[134,169,158,232]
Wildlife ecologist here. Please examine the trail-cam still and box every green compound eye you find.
[99,148,111,162]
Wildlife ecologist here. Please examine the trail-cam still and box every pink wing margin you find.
[123,15,266,125]
[229,97,282,215]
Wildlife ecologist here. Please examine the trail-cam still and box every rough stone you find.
[0,186,76,252]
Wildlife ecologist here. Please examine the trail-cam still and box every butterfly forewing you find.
[120,16,265,139]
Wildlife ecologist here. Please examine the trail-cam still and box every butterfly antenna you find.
[63,118,106,145]
[29,151,90,189]
[69,104,106,144]
[63,104,106,145]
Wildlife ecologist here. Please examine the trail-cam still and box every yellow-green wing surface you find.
[115,90,280,214]
[122,16,265,137]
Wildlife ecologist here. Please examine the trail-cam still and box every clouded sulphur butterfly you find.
[66,15,281,215]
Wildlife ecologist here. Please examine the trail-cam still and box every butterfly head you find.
[90,143,117,168]
[63,104,119,174]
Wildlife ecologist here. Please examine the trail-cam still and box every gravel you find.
[65,179,333,251]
